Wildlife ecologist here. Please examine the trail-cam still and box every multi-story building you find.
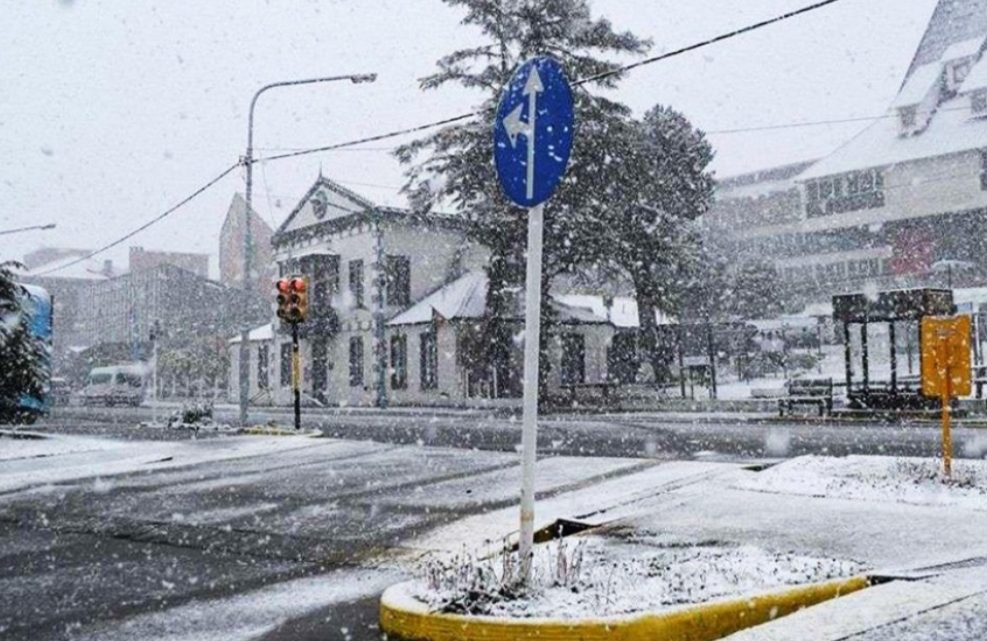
[129,246,209,278]
[704,0,987,303]
[17,252,114,371]
[80,263,268,352]
[219,192,275,298]
[229,175,624,407]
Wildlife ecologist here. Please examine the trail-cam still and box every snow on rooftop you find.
[387,272,488,326]
[556,294,672,328]
[17,255,109,281]
[228,322,275,344]
[893,62,942,108]
[941,36,985,63]
[387,273,622,327]
[799,92,987,181]
[801,301,834,317]
[961,54,987,93]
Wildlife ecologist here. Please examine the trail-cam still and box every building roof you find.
[799,90,987,180]
[942,36,985,63]
[272,175,467,247]
[961,54,987,93]
[892,62,942,108]
[228,322,275,344]
[388,271,488,325]
[555,294,674,328]
[16,254,110,281]
[905,0,987,79]
[387,272,614,327]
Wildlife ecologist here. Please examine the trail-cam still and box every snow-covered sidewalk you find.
[397,453,987,634]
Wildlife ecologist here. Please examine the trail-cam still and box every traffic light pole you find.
[240,73,376,428]
[292,322,301,431]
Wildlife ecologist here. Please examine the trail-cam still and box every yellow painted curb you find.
[240,425,304,436]
[380,575,870,641]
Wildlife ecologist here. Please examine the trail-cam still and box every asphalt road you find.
[0,422,646,641]
[43,404,987,461]
[4,407,985,640]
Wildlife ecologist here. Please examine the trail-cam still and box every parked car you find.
[78,364,147,407]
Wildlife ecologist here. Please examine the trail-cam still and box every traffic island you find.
[379,536,871,641]
[380,575,870,641]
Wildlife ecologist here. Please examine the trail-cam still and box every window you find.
[385,255,411,307]
[607,332,638,384]
[973,91,987,116]
[953,60,972,85]
[280,343,292,386]
[805,169,885,218]
[257,344,269,390]
[900,106,917,129]
[349,259,364,308]
[390,334,407,390]
[349,337,364,387]
[420,331,438,390]
[560,333,585,386]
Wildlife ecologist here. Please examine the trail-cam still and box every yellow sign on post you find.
[920,315,972,477]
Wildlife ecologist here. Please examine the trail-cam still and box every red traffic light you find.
[276,279,291,293]
[290,277,307,293]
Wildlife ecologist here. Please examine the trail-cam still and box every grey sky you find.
[0,0,938,275]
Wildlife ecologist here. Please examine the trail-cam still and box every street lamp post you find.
[238,73,376,427]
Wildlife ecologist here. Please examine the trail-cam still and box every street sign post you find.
[493,56,574,582]
[921,315,972,477]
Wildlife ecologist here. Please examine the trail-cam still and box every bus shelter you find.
[832,288,953,410]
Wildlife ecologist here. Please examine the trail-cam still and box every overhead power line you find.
[37,0,849,276]
[575,0,844,86]
[33,163,239,277]
[257,0,846,164]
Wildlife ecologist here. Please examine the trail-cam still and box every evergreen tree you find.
[725,258,787,320]
[396,0,649,395]
[0,261,46,420]
[606,105,715,381]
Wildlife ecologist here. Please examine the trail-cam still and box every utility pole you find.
[238,73,376,427]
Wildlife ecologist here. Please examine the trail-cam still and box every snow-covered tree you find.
[397,0,650,393]
[606,105,715,381]
[725,259,787,320]
[0,261,46,420]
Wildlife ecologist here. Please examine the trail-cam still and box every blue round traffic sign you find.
[493,57,575,208]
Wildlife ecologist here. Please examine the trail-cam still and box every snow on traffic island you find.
[400,534,866,620]
[734,455,987,510]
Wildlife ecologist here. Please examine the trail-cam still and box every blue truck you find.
[1,284,53,423]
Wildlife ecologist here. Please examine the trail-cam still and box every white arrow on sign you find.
[502,66,544,200]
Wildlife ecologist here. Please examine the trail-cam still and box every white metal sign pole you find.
[519,201,543,581]
[518,69,544,581]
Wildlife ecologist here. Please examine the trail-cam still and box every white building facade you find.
[228,176,626,408]
[704,0,987,303]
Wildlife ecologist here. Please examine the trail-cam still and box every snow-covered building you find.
[228,176,640,408]
[705,0,987,302]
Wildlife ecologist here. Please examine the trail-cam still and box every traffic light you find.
[290,276,308,323]
[275,278,291,321]
[275,276,308,323]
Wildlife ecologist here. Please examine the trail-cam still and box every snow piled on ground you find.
[413,535,865,619]
[0,431,128,461]
[734,455,987,510]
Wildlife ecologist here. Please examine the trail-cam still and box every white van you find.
[79,364,147,407]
